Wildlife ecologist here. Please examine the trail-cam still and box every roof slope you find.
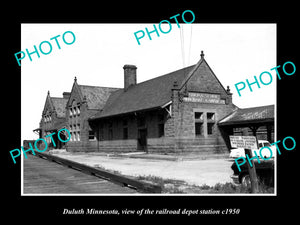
[78,85,120,110]
[51,97,68,118]
[90,65,195,119]
[218,105,274,126]
[90,54,231,120]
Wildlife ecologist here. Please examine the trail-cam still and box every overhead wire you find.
[179,24,193,69]
[180,24,185,69]
[188,24,193,66]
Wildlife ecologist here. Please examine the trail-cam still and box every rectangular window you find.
[194,112,203,120]
[77,106,80,116]
[77,132,80,141]
[195,111,204,136]
[89,130,95,140]
[207,123,214,135]
[73,107,77,116]
[73,132,77,141]
[195,122,203,136]
[207,112,215,121]
[207,112,215,135]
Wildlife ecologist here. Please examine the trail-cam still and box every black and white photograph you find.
[20,23,277,196]
[5,4,298,221]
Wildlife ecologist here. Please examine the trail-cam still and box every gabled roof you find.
[90,65,195,120]
[90,53,230,121]
[42,91,68,118]
[67,77,120,110]
[218,104,274,126]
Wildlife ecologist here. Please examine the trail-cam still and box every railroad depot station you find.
[33,51,274,155]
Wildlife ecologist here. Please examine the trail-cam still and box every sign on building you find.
[229,136,258,149]
[183,92,226,104]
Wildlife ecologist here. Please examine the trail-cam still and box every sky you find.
[21,23,276,141]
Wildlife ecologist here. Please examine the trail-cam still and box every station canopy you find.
[218,105,274,128]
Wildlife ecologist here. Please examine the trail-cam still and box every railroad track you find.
[27,151,161,194]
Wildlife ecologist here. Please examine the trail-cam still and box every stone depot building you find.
[35,51,274,155]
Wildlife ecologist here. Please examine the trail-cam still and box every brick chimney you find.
[63,92,71,99]
[123,64,137,91]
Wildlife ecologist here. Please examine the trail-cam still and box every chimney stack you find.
[63,92,71,99]
[123,64,137,91]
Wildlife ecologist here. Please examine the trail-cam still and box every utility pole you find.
[246,126,260,193]
[244,148,259,193]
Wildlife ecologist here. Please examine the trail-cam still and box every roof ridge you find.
[240,104,274,110]
[78,84,120,89]
[50,96,67,100]
[136,64,196,86]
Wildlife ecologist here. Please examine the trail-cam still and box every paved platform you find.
[23,154,137,194]
[48,150,234,187]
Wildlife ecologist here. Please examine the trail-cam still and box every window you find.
[73,107,77,116]
[89,130,95,140]
[68,103,81,141]
[77,106,80,116]
[194,112,203,120]
[76,132,80,141]
[194,111,204,136]
[207,112,215,135]
[207,123,214,135]
[44,115,51,123]
[207,112,215,121]
[195,122,203,136]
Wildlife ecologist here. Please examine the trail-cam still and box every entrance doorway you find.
[137,128,147,152]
